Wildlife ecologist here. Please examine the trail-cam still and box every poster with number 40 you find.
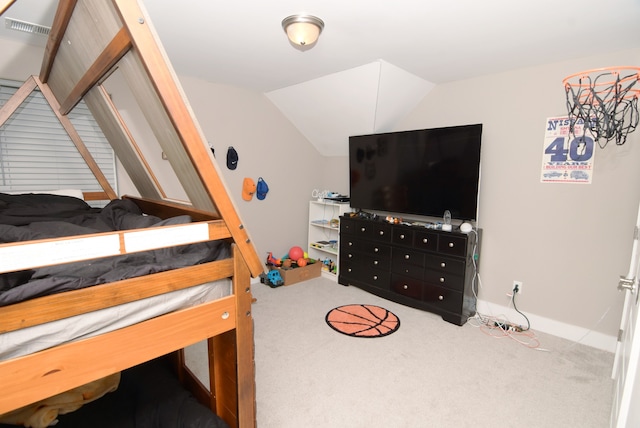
[541,116,595,184]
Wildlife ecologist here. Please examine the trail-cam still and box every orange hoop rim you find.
[563,66,640,95]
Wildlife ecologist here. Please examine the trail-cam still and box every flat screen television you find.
[349,124,482,221]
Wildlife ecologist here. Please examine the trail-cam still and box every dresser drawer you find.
[392,248,425,267]
[340,217,356,235]
[424,270,464,291]
[362,253,391,270]
[342,239,391,259]
[437,235,467,257]
[341,249,391,270]
[392,228,414,247]
[391,274,422,300]
[425,256,465,276]
[414,230,438,252]
[340,218,391,241]
[371,222,392,242]
[422,284,463,313]
[340,260,390,288]
[391,260,424,280]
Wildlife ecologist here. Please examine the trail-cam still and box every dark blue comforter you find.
[0,193,230,306]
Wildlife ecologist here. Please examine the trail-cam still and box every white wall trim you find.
[477,299,617,353]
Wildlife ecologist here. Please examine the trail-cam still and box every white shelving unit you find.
[308,200,352,280]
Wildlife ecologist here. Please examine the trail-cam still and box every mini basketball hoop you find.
[563,66,640,147]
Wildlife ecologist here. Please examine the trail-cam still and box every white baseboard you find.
[476,299,617,353]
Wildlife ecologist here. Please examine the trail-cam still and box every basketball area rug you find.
[325,304,400,338]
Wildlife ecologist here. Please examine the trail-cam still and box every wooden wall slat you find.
[83,83,165,199]
[45,0,121,102]
[60,27,132,115]
[40,0,77,82]
[35,76,118,199]
[115,49,213,206]
[0,76,36,126]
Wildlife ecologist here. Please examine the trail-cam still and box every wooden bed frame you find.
[0,1,263,427]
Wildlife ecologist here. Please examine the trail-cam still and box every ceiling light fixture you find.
[282,14,324,48]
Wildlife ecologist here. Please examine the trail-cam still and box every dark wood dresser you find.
[338,216,481,326]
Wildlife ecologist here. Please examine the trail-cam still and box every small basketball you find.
[297,258,307,267]
[288,246,304,261]
[325,304,400,337]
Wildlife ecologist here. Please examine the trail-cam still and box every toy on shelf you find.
[321,258,336,274]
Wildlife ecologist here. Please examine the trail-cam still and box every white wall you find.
[0,38,43,80]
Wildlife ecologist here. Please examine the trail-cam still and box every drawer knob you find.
[440,277,445,283]
[448,242,454,248]
[373,275,378,280]
[348,254,353,258]
[440,262,446,268]
[379,230,385,235]
[374,247,379,252]
[400,234,405,239]
[404,254,410,260]
[422,238,428,243]
[348,242,353,246]
[361,227,366,232]
[403,284,408,290]
[374,260,378,265]
[348,268,352,272]
[438,295,444,301]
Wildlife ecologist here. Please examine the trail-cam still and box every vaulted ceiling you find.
[2,0,639,155]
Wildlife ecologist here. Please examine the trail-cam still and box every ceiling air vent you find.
[4,17,51,36]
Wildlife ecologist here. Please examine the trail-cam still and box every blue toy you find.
[260,269,284,287]
[267,270,284,286]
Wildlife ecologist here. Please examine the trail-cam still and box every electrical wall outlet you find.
[512,280,523,294]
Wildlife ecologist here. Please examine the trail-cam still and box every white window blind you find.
[0,79,117,198]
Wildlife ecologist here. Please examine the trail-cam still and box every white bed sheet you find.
[0,279,231,361]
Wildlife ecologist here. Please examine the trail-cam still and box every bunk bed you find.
[0,0,263,427]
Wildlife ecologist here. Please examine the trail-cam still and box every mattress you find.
[0,278,231,361]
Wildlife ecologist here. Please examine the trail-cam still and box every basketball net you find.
[563,66,640,148]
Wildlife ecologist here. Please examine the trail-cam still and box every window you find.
[0,79,117,199]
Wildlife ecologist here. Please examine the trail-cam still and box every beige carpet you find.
[250,276,614,428]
